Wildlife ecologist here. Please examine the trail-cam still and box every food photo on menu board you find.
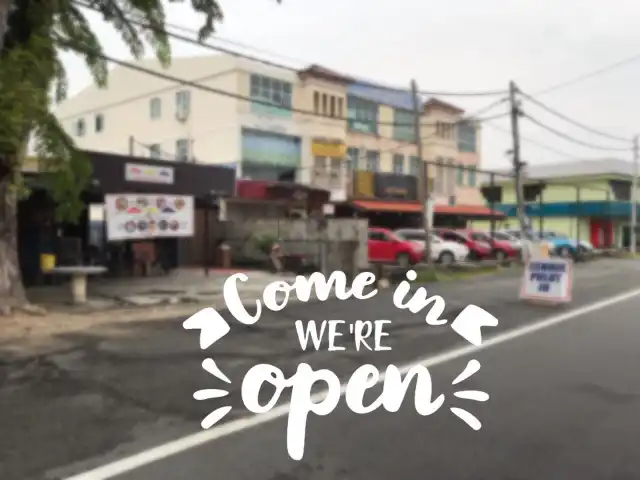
[106,194,194,241]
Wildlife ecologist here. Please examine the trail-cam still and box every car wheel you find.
[396,253,410,269]
[438,251,454,266]
[495,250,507,262]
[559,246,571,258]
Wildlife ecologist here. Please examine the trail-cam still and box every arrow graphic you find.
[450,305,499,346]
[183,307,231,350]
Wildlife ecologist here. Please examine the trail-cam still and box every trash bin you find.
[40,253,56,272]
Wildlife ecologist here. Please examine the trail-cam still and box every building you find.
[55,55,350,202]
[55,54,486,219]
[474,158,640,248]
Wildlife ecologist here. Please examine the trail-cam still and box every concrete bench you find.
[47,266,108,305]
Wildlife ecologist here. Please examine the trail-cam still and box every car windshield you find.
[492,232,512,241]
[397,231,425,241]
[470,232,489,242]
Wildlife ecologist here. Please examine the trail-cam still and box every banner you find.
[105,194,194,241]
[520,258,572,303]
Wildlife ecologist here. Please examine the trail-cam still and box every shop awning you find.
[351,200,423,213]
[434,204,505,217]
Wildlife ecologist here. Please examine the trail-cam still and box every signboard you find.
[520,258,572,303]
[353,171,375,198]
[373,173,418,201]
[125,163,174,184]
[311,140,346,158]
[105,194,194,241]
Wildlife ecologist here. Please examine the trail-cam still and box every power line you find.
[522,113,631,152]
[484,121,583,159]
[531,51,640,96]
[518,90,631,143]
[64,38,507,128]
[73,0,508,98]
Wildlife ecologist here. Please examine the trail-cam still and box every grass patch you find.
[414,264,509,283]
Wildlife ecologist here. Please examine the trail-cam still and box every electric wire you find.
[522,113,631,152]
[531,51,640,97]
[518,90,631,143]
[73,0,508,98]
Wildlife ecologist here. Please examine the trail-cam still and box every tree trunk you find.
[0,0,11,52]
[0,176,26,315]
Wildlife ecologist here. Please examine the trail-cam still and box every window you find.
[365,150,380,172]
[329,96,336,117]
[94,114,104,133]
[150,97,161,119]
[409,156,421,176]
[347,95,378,134]
[468,166,477,186]
[457,120,477,152]
[249,74,292,109]
[330,158,341,187]
[347,147,360,170]
[322,94,328,115]
[176,90,190,119]
[436,121,454,139]
[313,156,326,175]
[337,97,344,118]
[457,165,465,186]
[435,157,445,194]
[368,231,388,242]
[446,158,456,195]
[392,154,405,174]
[393,109,416,142]
[75,118,85,136]
[176,138,190,161]
[313,92,320,113]
[148,144,161,159]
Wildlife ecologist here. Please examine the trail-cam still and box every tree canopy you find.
[0,0,225,221]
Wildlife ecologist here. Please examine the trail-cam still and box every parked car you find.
[502,229,592,258]
[433,228,493,261]
[489,230,523,250]
[367,227,423,267]
[464,229,520,262]
[395,228,469,265]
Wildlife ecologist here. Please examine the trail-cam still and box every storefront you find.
[310,138,348,201]
[18,150,237,283]
[240,128,302,181]
[334,171,423,229]
[88,151,236,274]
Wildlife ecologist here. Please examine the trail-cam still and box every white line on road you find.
[65,286,640,480]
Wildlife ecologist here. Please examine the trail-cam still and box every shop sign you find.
[125,163,174,184]
[353,171,375,198]
[311,139,346,158]
[520,258,572,304]
[373,173,418,201]
[105,193,194,241]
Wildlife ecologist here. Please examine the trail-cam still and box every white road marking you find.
[65,286,640,480]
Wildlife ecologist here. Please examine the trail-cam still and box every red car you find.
[433,228,493,261]
[368,227,423,267]
[463,229,519,261]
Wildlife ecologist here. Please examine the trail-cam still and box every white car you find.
[395,229,469,265]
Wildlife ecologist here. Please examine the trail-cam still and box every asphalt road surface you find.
[4,259,640,480]
[64,263,640,480]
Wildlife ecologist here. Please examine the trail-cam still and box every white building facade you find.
[55,54,350,200]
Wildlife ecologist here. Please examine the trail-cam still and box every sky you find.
[60,0,640,175]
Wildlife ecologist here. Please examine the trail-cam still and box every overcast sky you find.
[61,0,640,174]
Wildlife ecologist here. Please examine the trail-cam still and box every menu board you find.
[105,194,194,241]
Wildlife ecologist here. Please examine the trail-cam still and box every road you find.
[94,278,640,479]
[2,258,640,479]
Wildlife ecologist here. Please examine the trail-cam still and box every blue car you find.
[504,230,593,258]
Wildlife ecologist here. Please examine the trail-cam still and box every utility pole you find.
[631,135,638,254]
[411,79,431,265]
[509,81,530,256]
